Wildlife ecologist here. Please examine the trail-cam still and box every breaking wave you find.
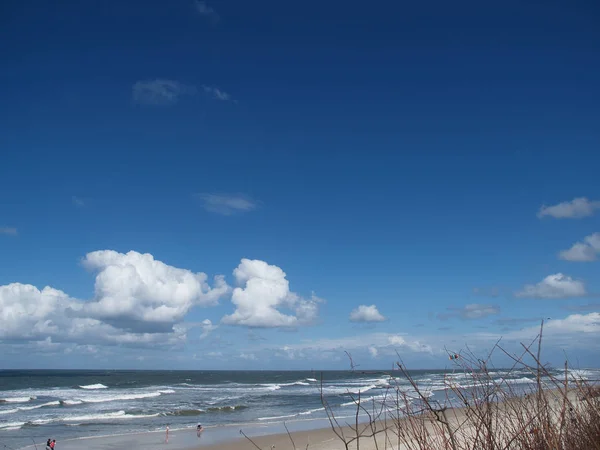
[79,384,108,390]
[0,396,36,404]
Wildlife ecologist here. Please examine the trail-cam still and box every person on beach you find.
[197,423,204,436]
[50,439,56,449]
[46,438,51,450]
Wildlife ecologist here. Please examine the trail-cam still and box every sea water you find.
[1,368,598,449]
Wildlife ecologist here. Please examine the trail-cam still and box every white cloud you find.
[202,85,233,102]
[132,79,196,105]
[239,352,257,360]
[516,273,587,299]
[194,1,219,21]
[196,193,257,215]
[81,250,229,330]
[221,259,321,328]
[538,197,600,219]
[368,346,378,358]
[269,332,434,360]
[199,319,217,339]
[559,233,600,262]
[0,227,17,236]
[459,304,500,319]
[505,313,600,343]
[349,304,386,322]
[0,283,190,349]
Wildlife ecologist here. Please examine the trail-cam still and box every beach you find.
[20,388,589,450]
[4,369,598,450]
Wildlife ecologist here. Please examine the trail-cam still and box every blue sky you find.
[1,0,599,370]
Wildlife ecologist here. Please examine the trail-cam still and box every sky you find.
[1,0,599,370]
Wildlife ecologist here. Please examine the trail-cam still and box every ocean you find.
[1,368,599,450]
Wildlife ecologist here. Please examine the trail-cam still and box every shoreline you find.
[16,385,592,450]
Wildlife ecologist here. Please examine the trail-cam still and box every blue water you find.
[1,368,598,450]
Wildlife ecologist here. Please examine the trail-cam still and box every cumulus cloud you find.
[368,346,379,358]
[349,304,386,322]
[82,250,229,331]
[538,197,600,219]
[559,233,600,262]
[132,79,196,105]
[199,319,217,339]
[196,193,257,215]
[202,85,233,102]
[0,227,17,236]
[0,283,189,349]
[0,250,235,352]
[221,259,321,328]
[515,273,587,299]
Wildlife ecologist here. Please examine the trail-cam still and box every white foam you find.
[1,396,36,403]
[259,384,282,391]
[32,410,161,424]
[257,413,298,421]
[0,401,60,415]
[74,391,162,403]
[158,389,176,394]
[568,369,595,380]
[324,384,378,395]
[298,407,324,415]
[280,381,310,387]
[306,378,318,382]
[79,383,108,390]
[61,400,83,406]
[503,377,535,385]
[0,421,24,430]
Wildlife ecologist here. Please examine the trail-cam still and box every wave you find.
[0,401,60,415]
[60,400,83,406]
[280,381,310,387]
[306,378,318,382]
[158,389,176,394]
[568,369,596,380]
[206,405,247,412]
[167,409,205,416]
[0,396,36,404]
[503,377,535,385]
[71,391,164,404]
[31,410,160,424]
[79,384,108,390]
[0,421,25,430]
[324,384,379,395]
[259,384,282,391]
[299,407,324,415]
[258,413,298,421]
